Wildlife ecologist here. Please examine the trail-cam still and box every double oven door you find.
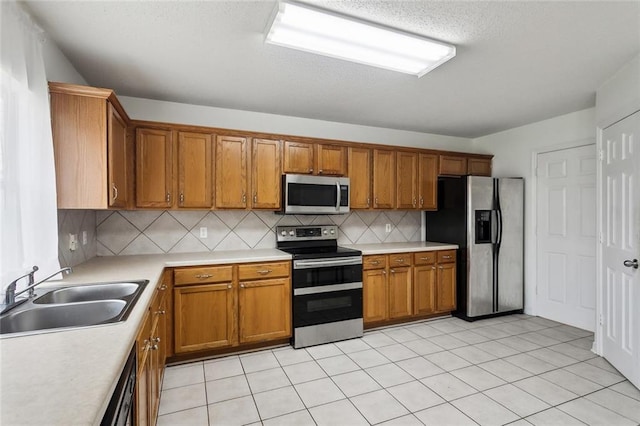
[292,256,363,329]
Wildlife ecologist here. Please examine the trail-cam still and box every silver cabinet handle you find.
[367,197,370,207]
[257,269,272,275]
[442,255,452,259]
[370,260,380,265]
[420,197,424,207]
[395,258,405,263]
[623,259,639,269]
[111,184,118,201]
[180,193,184,204]
[195,274,213,279]
[242,192,246,204]
[309,168,314,173]
[159,284,167,291]
[166,192,171,203]
[240,283,245,288]
[420,257,431,261]
[382,270,386,275]
[253,194,257,203]
[375,197,378,207]
[155,310,166,315]
[319,169,323,174]
[412,197,416,207]
[227,284,232,289]
[390,269,395,273]
[432,266,436,270]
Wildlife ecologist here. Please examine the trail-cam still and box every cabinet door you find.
[215,135,248,208]
[251,139,281,209]
[468,158,492,176]
[107,103,128,208]
[396,152,418,209]
[372,149,396,209]
[174,283,237,353]
[239,278,291,343]
[348,147,371,209]
[439,155,467,176]
[283,141,314,174]
[437,263,457,312]
[414,265,437,315]
[149,319,160,426]
[177,132,213,208]
[363,269,388,324]
[389,266,413,319]
[418,153,438,210]
[136,128,173,208]
[316,144,346,176]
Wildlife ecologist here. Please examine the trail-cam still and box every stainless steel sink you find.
[33,282,139,304]
[0,280,148,336]
[0,300,126,334]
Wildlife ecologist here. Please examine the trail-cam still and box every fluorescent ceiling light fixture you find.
[265,1,456,77]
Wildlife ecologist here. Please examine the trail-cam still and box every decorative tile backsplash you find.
[57,210,97,267]
[95,210,423,256]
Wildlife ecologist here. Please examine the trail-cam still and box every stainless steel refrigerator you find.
[425,176,524,320]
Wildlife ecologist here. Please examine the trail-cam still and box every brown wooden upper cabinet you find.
[467,157,492,176]
[215,135,248,209]
[348,147,372,209]
[439,154,492,176]
[372,149,396,209]
[283,140,314,174]
[396,152,418,209]
[418,153,438,209]
[136,128,173,208]
[251,139,282,209]
[49,82,131,209]
[315,144,347,176]
[177,131,213,208]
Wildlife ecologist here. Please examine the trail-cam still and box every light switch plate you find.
[200,227,208,238]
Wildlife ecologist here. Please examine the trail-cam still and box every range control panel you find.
[276,225,337,242]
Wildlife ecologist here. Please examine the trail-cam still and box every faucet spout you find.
[14,267,73,301]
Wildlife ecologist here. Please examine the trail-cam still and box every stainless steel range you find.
[276,225,363,349]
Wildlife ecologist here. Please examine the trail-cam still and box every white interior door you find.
[601,110,640,388]
[537,144,597,331]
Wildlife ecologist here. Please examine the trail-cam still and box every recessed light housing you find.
[265,1,456,77]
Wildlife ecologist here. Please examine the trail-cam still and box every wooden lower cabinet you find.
[364,250,457,326]
[136,279,169,426]
[173,261,291,354]
[388,266,412,319]
[239,277,291,343]
[174,282,237,353]
[413,265,437,315]
[363,268,388,323]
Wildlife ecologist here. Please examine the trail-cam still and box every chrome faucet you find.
[4,266,38,305]
[4,266,72,305]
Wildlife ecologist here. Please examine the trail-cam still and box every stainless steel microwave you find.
[281,174,350,214]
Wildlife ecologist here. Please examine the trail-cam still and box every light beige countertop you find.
[0,249,290,426]
[344,241,459,255]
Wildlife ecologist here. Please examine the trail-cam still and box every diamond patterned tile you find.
[168,210,208,230]
[339,213,367,243]
[234,212,270,247]
[396,211,420,240]
[97,212,139,254]
[216,232,250,251]
[120,210,162,231]
[356,211,381,226]
[168,233,209,253]
[193,212,230,249]
[144,212,188,251]
[120,234,164,255]
[215,210,249,229]
[356,228,382,244]
[370,212,392,241]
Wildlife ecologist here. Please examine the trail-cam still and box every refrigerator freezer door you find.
[467,176,494,317]
[496,178,524,312]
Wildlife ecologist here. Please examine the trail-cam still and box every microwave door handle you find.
[336,181,341,211]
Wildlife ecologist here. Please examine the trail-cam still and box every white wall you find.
[473,108,596,314]
[596,54,640,129]
[120,96,478,152]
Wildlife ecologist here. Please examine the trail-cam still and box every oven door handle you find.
[294,257,362,269]
[294,282,363,296]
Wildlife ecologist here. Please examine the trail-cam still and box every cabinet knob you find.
[382,270,386,275]
[159,285,167,291]
[432,266,436,270]
[227,284,232,289]
[111,184,118,201]
[439,266,444,270]
[240,283,245,288]
[390,269,395,273]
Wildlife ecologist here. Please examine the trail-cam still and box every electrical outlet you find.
[69,233,78,251]
[200,227,208,238]
[385,223,392,233]
[82,231,88,245]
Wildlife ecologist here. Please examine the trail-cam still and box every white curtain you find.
[0,1,60,294]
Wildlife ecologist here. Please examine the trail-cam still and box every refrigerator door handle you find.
[496,209,503,246]
[491,210,500,244]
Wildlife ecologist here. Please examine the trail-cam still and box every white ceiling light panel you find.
[265,1,456,77]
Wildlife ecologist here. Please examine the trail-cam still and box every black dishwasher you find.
[101,345,136,426]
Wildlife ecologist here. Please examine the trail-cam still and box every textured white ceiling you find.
[25,1,640,138]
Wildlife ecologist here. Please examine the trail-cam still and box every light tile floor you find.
[157,315,640,425]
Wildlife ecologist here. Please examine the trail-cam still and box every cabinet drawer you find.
[389,253,412,266]
[174,266,233,286]
[363,255,387,270]
[414,252,436,265]
[238,261,290,280]
[437,250,456,263]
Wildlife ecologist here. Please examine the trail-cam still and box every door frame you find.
[530,138,596,321]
